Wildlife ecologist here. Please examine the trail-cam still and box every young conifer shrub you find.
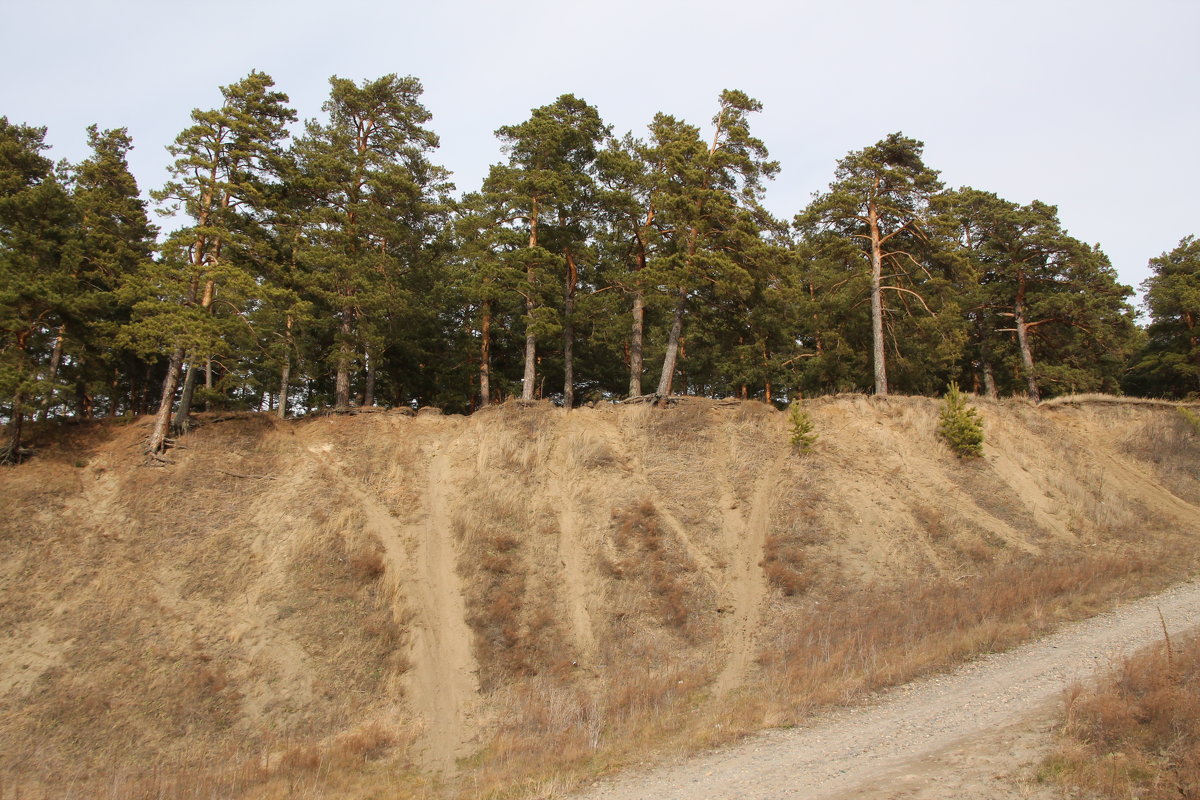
[788,403,818,452]
[938,381,984,458]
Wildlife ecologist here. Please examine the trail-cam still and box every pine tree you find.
[0,118,79,462]
[1127,236,1200,397]
[798,133,944,396]
[937,189,1138,400]
[293,74,450,411]
[481,94,608,403]
[644,90,778,398]
[133,71,295,456]
[938,381,984,457]
[66,125,157,417]
[595,133,659,397]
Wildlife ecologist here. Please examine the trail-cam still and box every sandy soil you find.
[5,396,1200,794]
[573,578,1200,800]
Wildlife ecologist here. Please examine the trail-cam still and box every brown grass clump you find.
[761,533,809,596]
[468,530,533,688]
[1039,393,1190,408]
[608,499,695,631]
[465,640,715,800]
[1040,631,1200,799]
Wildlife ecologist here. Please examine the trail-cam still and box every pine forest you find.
[2,71,1196,462]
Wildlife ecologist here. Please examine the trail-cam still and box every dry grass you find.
[606,499,696,630]
[1039,631,1200,799]
[756,551,1173,720]
[1121,409,1200,506]
[459,638,715,800]
[0,415,415,798]
[11,720,421,800]
[1039,393,1199,408]
[760,533,810,596]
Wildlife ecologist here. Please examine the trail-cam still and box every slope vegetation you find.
[1,396,1198,798]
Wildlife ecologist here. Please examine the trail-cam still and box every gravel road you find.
[573,578,1200,800]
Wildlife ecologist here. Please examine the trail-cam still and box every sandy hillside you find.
[1,395,1198,798]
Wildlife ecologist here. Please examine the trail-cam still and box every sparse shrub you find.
[787,404,817,452]
[938,381,984,458]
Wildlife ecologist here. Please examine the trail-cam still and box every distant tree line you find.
[1,71,1195,461]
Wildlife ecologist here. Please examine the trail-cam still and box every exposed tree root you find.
[0,444,32,465]
[216,469,275,480]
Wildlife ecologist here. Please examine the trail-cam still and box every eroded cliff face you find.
[2,396,1198,798]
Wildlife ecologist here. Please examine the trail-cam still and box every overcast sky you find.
[3,0,1195,309]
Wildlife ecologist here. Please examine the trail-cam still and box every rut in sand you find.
[306,439,480,773]
[712,437,782,696]
[552,428,599,663]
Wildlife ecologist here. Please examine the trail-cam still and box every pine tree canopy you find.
[0,80,1182,447]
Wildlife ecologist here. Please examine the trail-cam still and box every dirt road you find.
[575,578,1200,800]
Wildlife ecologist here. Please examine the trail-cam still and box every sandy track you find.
[553,432,598,662]
[304,440,479,773]
[712,445,781,696]
[575,578,1200,800]
[401,445,480,773]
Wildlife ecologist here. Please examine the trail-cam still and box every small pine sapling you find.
[788,404,818,452]
[938,382,984,458]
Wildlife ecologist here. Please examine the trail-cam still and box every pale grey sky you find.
[3,0,1195,307]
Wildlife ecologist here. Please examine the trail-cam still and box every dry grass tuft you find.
[1040,393,1194,408]
[609,499,695,630]
[760,534,809,596]
[645,401,713,444]
[1121,410,1200,505]
[1040,631,1200,799]
[463,527,531,690]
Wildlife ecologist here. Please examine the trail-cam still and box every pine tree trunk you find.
[363,347,376,407]
[522,323,537,402]
[335,310,353,411]
[147,346,185,456]
[628,288,645,397]
[174,359,198,431]
[76,377,93,419]
[868,201,888,396]
[628,208,652,398]
[278,314,293,419]
[521,200,540,402]
[1014,278,1040,402]
[38,324,67,422]
[982,360,998,399]
[2,393,24,464]
[656,290,688,397]
[563,250,578,408]
[277,357,291,420]
[138,362,155,415]
[204,358,213,411]
[173,276,217,428]
[480,300,492,406]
